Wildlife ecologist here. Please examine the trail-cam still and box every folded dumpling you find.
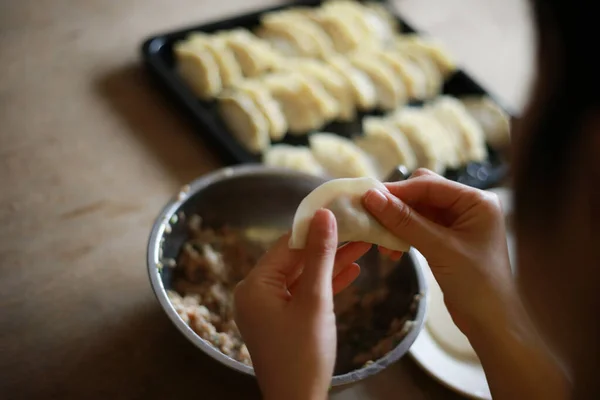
[377,50,429,100]
[348,53,407,110]
[187,34,243,88]
[460,96,511,151]
[426,96,488,163]
[389,108,446,174]
[232,80,288,141]
[262,72,330,134]
[256,22,317,58]
[310,133,378,179]
[220,29,280,77]
[263,144,325,176]
[218,91,270,154]
[326,56,377,111]
[289,177,410,251]
[355,117,418,178]
[396,34,457,78]
[173,42,222,100]
[284,59,355,121]
[311,11,362,53]
[261,12,334,58]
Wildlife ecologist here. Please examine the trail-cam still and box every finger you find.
[383,174,477,216]
[254,232,302,276]
[409,168,439,179]
[287,241,370,292]
[332,241,371,277]
[332,263,361,295]
[363,189,449,257]
[377,245,392,256]
[295,209,338,302]
[389,251,403,261]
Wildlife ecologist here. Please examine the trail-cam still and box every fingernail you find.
[364,189,388,212]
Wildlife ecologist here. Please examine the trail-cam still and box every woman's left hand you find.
[234,209,370,400]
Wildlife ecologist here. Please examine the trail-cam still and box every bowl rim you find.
[146,164,428,386]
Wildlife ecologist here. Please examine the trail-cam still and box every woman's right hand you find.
[362,169,514,334]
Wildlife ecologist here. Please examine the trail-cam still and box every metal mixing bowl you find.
[147,164,427,386]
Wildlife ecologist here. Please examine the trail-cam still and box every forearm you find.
[466,293,570,400]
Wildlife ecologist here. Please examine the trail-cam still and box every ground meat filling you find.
[167,214,421,371]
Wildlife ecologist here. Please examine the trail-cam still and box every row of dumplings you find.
[174,4,459,150]
[263,95,511,179]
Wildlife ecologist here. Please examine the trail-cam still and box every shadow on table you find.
[42,304,260,400]
[94,65,221,185]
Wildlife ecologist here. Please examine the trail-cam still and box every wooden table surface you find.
[0,0,533,398]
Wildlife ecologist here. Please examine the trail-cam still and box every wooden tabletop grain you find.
[0,0,533,398]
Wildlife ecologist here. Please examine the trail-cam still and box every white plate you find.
[408,188,514,399]
[409,251,492,399]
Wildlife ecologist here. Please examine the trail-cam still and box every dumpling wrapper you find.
[233,80,288,141]
[310,133,378,179]
[289,177,410,251]
[218,91,270,154]
[460,96,511,150]
[263,144,325,176]
[174,42,222,100]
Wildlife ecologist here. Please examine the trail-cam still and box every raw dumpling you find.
[348,53,407,110]
[355,117,418,178]
[389,108,446,174]
[395,41,443,98]
[310,133,378,179]
[460,96,511,150]
[233,80,288,141]
[261,12,334,58]
[379,50,430,100]
[220,29,279,77]
[187,34,243,88]
[262,72,328,134]
[173,42,222,100]
[218,91,270,154]
[396,34,457,78]
[321,0,378,46]
[287,59,355,121]
[427,96,488,163]
[326,56,377,111]
[256,22,317,58]
[312,11,361,53]
[363,2,399,43]
[289,177,410,251]
[263,144,325,176]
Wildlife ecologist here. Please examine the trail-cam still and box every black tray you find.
[141,0,510,189]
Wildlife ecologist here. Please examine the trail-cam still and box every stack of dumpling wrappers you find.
[174,0,511,180]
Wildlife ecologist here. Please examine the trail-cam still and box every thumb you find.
[295,208,338,304]
[363,189,449,258]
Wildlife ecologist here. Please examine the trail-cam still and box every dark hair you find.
[514,1,600,396]
[514,0,598,231]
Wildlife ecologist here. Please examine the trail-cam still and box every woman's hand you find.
[363,169,513,333]
[234,209,370,400]
[363,170,569,400]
